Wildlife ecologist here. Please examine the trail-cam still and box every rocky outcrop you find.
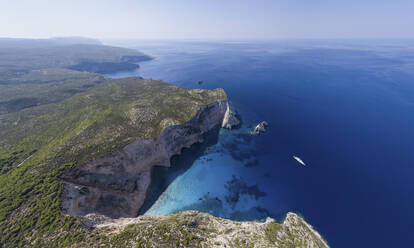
[252,121,268,135]
[81,211,329,247]
[222,100,239,129]
[61,100,239,218]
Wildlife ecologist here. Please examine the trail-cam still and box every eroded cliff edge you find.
[80,211,329,247]
[61,97,239,218]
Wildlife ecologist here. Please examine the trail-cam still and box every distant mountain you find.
[0,39,152,80]
[50,36,102,45]
[0,37,102,49]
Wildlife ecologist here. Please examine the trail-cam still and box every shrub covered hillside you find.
[0,38,151,82]
[80,211,329,248]
[0,75,227,246]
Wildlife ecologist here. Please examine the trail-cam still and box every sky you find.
[0,0,413,40]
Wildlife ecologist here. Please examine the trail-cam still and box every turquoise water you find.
[107,40,414,247]
[141,127,272,220]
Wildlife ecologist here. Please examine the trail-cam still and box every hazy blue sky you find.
[1,0,413,40]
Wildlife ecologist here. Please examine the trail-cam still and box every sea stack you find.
[252,121,268,135]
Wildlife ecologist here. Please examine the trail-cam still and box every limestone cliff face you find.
[61,100,239,218]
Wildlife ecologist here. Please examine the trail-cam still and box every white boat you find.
[293,156,306,166]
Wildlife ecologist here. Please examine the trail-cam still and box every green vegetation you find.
[69,211,328,248]
[108,215,204,247]
[265,222,282,243]
[0,76,226,246]
[67,61,139,74]
[0,38,150,82]
[0,38,151,116]
[0,40,226,247]
[0,68,104,115]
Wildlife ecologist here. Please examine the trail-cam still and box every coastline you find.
[138,125,222,215]
[82,210,329,247]
[61,98,239,219]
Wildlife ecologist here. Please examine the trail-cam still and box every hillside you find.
[0,38,151,82]
[0,76,230,246]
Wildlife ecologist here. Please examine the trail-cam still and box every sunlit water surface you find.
[107,40,414,247]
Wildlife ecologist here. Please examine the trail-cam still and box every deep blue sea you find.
[107,40,414,247]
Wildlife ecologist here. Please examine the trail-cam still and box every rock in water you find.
[221,101,240,129]
[198,80,203,85]
[252,121,268,135]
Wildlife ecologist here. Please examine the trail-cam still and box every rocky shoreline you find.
[80,211,329,247]
[61,99,239,219]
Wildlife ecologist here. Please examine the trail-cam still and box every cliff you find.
[61,99,239,218]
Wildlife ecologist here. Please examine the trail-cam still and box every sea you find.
[106,40,414,247]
